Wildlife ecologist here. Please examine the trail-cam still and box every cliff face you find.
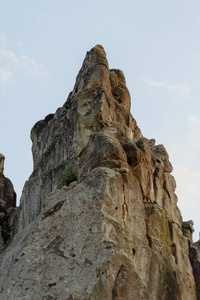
[0,46,197,299]
[190,241,200,299]
[0,154,16,252]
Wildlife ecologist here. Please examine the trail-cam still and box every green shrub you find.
[57,167,77,189]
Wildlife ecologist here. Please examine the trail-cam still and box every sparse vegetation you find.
[57,167,77,189]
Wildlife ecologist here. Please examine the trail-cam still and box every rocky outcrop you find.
[0,46,197,299]
[18,45,141,231]
[182,220,194,243]
[0,154,17,252]
[0,154,5,174]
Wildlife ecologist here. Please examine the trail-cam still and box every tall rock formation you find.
[0,46,197,299]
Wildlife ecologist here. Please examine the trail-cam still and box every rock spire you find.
[0,46,198,300]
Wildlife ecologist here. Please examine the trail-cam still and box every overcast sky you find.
[0,0,200,241]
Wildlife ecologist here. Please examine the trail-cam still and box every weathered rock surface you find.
[0,154,17,252]
[190,240,200,300]
[0,46,197,299]
[18,45,141,230]
[182,220,194,243]
[0,154,5,174]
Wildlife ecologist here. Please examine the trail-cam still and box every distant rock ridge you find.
[0,45,198,299]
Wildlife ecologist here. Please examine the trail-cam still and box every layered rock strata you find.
[0,154,17,252]
[0,46,197,299]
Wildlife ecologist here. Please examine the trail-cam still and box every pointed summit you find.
[73,45,131,110]
[21,45,141,228]
[0,46,196,300]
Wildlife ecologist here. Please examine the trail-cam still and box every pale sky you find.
[0,0,200,241]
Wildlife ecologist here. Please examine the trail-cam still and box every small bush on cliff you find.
[57,167,77,189]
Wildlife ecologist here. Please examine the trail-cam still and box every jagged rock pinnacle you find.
[0,46,197,300]
[73,45,131,110]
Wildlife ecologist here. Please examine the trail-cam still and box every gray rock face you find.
[0,46,197,299]
[0,155,17,253]
[182,220,194,243]
[190,241,200,300]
